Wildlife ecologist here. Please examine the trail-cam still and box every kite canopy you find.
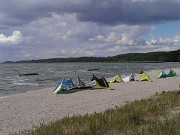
[53,78,76,94]
[156,71,167,79]
[110,75,123,83]
[75,76,86,88]
[122,73,136,82]
[91,75,111,89]
[155,70,177,78]
[166,70,177,77]
[139,73,152,82]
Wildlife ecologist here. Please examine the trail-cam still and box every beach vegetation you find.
[12,91,180,135]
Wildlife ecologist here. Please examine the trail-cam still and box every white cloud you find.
[0,31,23,45]
[174,35,180,44]
[85,24,180,57]
[88,25,154,46]
[147,35,180,46]
[24,13,101,46]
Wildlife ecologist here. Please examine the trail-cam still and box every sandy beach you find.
[0,68,180,135]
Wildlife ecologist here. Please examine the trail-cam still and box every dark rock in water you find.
[88,69,99,71]
[2,61,15,63]
[19,73,39,76]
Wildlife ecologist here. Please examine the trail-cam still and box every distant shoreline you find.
[2,61,165,64]
[2,49,180,63]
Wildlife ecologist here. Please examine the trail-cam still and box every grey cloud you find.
[0,0,180,27]
[76,0,180,25]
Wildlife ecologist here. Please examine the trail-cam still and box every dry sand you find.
[0,68,180,135]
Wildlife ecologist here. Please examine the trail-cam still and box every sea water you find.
[0,62,180,97]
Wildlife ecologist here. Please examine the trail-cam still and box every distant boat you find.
[88,69,99,71]
[19,73,39,76]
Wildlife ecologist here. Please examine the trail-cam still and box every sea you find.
[0,62,180,98]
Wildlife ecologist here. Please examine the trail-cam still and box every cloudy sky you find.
[0,0,180,62]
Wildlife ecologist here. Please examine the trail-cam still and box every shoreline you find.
[1,65,179,99]
[0,68,180,134]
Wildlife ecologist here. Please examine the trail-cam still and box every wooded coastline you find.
[4,49,180,63]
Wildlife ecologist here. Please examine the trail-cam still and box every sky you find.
[0,0,180,62]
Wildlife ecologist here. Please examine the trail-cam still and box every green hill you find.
[13,49,180,63]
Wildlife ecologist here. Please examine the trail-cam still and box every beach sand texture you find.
[0,68,180,135]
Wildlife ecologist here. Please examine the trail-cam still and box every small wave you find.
[13,82,39,86]
[78,69,87,72]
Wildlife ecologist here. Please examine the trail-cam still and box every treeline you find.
[11,49,180,63]
[110,49,180,62]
